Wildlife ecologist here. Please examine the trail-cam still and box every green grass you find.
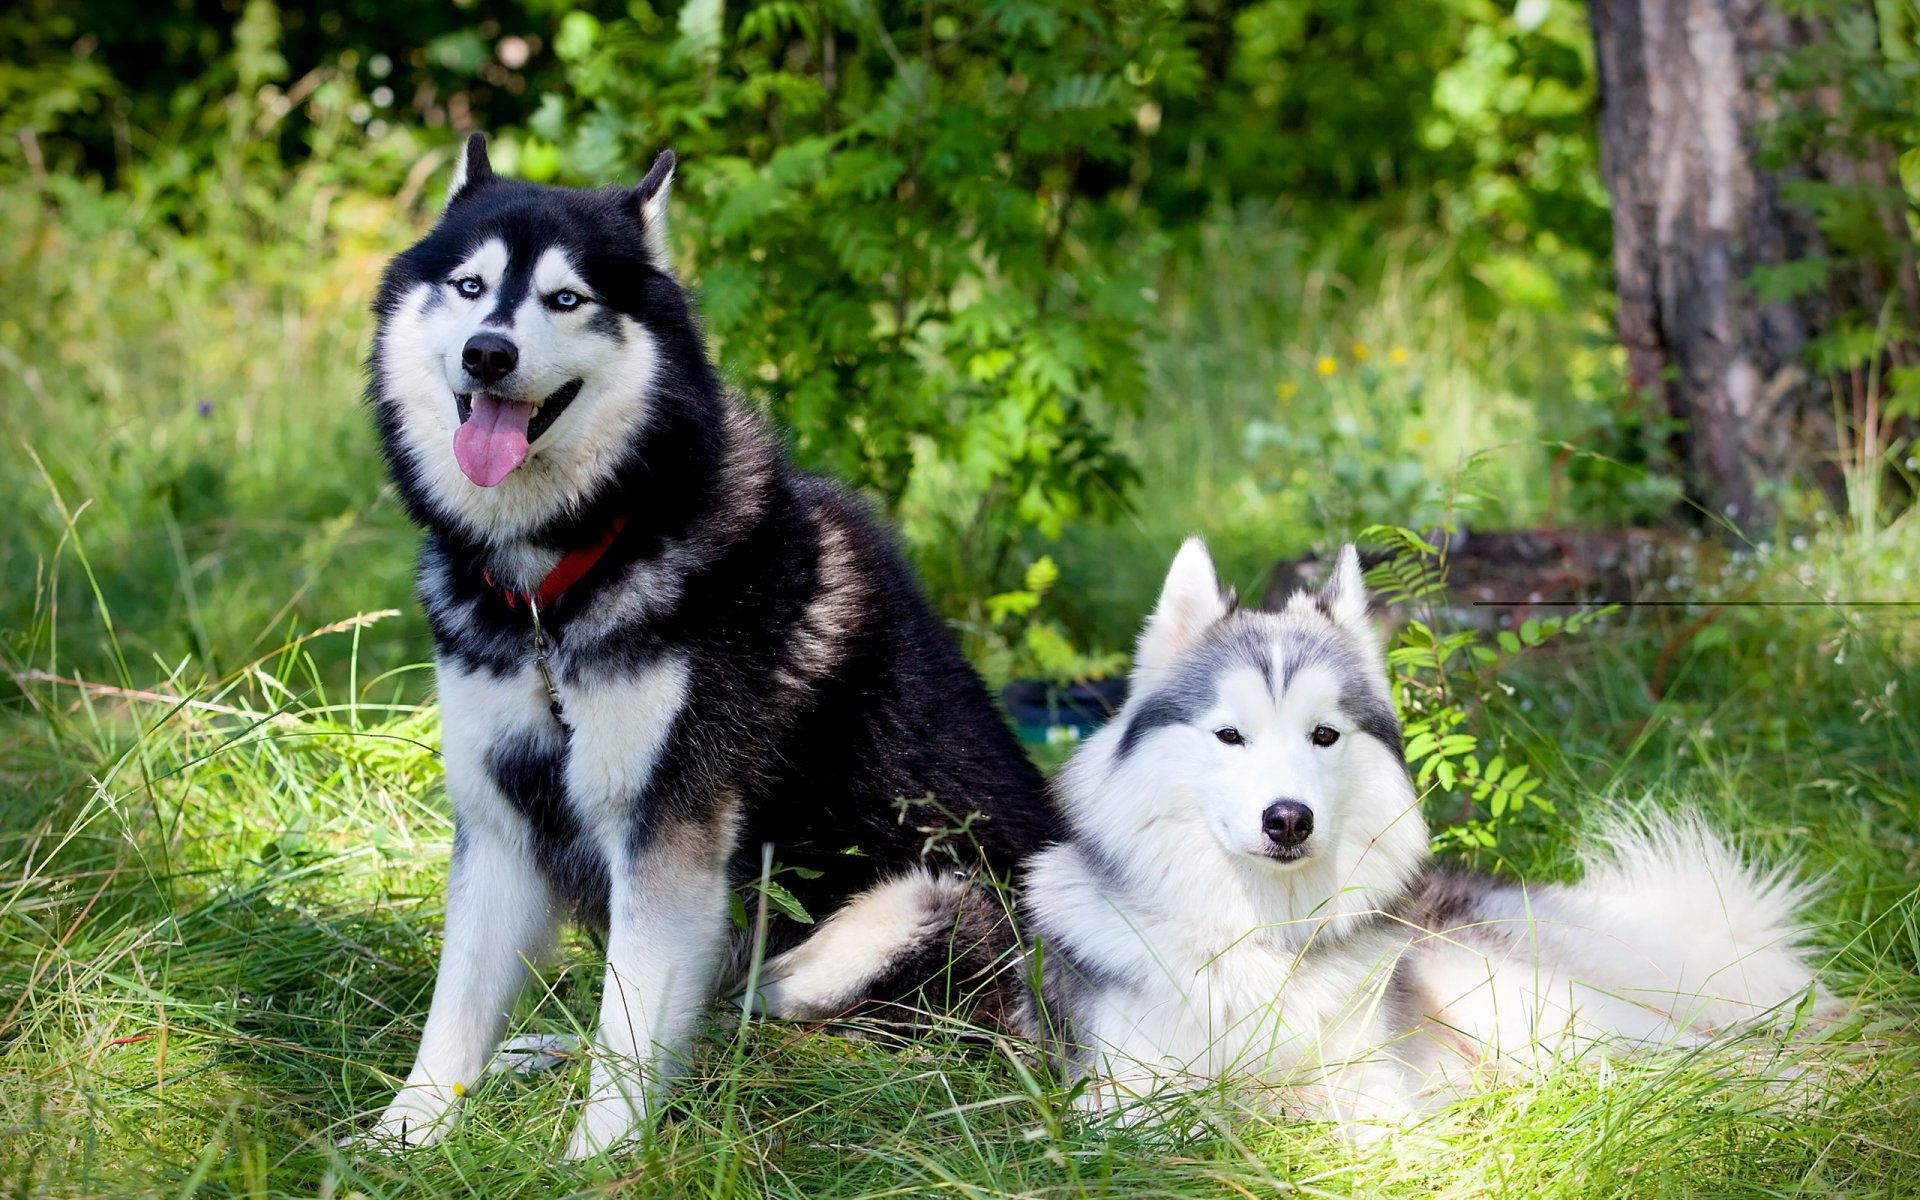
[3,179,1918,1197]
[3,606,1916,1199]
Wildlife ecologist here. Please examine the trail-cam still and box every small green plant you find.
[1363,523,1615,852]
[966,555,1125,693]
[729,859,819,931]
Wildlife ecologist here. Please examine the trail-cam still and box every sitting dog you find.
[364,134,1055,1156]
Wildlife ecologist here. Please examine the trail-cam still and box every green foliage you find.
[1743,3,1920,538]
[1764,0,1920,308]
[1160,0,1609,256]
[0,0,582,188]
[967,555,1126,691]
[0,122,428,690]
[1364,522,1615,853]
[528,2,1186,565]
[2,0,1641,615]
[1421,0,1610,257]
[728,861,820,930]
[1758,3,1920,434]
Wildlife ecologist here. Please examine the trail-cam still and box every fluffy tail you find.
[743,869,1024,1026]
[1537,810,1830,1033]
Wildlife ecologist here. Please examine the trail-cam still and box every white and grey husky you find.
[1019,539,1829,1130]
[363,135,1054,1157]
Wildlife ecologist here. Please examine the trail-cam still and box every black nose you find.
[1262,800,1314,849]
[462,332,519,385]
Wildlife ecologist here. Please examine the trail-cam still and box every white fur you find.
[375,648,710,1156]
[570,804,737,1158]
[1029,540,1830,1132]
[559,655,690,842]
[772,515,866,690]
[372,659,563,1146]
[537,651,714,1159]
[639,177,673,274]
[446,136,481,203]
[1307,543,1384,667]
[1133,537,1233,682]
[753,870,971,1019]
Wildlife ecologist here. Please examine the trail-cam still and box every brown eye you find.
[1215,727,1245,747]
[1310,725,1340,747]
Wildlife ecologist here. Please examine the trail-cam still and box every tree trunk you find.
[1588,0,1913,529]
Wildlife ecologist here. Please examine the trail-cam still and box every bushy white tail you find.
[1538,810,1829,1033]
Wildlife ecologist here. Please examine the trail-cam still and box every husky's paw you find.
[1327,1095,1423,1152]
[487,1033,583,1079]
[563,1089,650,1160]
[366,1083,463,1149]
[745,976,857,1023]
[1336,1117,1398,1150]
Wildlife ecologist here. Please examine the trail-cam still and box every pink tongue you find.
[453,393,534,487]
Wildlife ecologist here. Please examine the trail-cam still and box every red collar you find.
[482,516,628,611]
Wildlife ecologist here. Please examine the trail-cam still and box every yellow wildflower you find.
[1316,356,1338,376]
[1351,343,1370,361]
[1275,380,1300,400]
[1389,346,1409,364]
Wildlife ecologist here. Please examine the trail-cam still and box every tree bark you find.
[1588,0,1912,529]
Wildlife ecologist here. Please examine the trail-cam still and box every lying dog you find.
[1017,539,1829,1130]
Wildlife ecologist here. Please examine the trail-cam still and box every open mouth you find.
[451,379,583,488]
[455,378,583,442]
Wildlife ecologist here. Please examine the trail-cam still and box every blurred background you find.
[3,5,1919,1192]
[11,0,1915,694]
[6,0,1918,683]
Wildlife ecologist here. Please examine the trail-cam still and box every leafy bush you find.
[521,2,1199,577]
[1761,0,1920,315]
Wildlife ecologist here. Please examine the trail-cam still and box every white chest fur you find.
[436,654,691,844]
[556,656,690,833]
[1033,842,1401,1092]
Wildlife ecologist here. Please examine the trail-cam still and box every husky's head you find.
[370,134,709,544]
[1070,540,1424,902]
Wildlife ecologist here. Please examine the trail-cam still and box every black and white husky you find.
[1019,540,1830,1131]
[364,134,1053,1157]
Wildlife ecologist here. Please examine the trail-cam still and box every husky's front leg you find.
[373,817,558,1146]
[565,820,734,1159]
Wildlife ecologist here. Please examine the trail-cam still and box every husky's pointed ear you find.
[1317,544,1383,661]
[447,132,496,206]
[1135,538,1233,676]
[632,149,677,273]
[1319,544,1368,627]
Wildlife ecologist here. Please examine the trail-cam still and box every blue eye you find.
[552,289,581,310]
[455,276,483,298]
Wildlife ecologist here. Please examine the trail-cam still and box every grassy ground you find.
[3,182,1917,1197]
